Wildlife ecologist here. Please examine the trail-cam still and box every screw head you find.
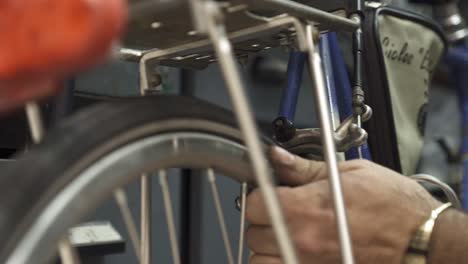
[235,196,241,211]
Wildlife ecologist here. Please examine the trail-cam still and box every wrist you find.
[393,200,439,263]
[427,208,467,264]
[404,203,452,264]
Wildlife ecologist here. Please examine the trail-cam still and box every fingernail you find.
[271,146,295,165]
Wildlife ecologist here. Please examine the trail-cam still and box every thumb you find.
[270,146,327,186]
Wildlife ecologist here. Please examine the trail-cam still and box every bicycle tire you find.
[0,95,272,263]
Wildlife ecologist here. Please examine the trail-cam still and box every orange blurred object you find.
[0,0,128,113]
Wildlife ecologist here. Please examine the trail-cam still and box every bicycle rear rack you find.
[120,1,360,263]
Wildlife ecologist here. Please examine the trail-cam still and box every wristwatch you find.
[403,202,452,264]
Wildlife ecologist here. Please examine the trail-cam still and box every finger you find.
[249,254,282,264]
[270,146,327,186]
[246,187,295,225]
[246,225,279,255]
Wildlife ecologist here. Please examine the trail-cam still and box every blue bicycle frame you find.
[278,51,306,121]
[276,32,372,160]
[321,33,372,160]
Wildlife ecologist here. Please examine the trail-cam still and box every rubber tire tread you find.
[0,95,251,262]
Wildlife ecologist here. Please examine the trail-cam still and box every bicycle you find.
[0,0,456,264]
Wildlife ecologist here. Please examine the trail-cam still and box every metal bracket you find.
[136,15,308,94]
[130,3,359,263]
[279,104,372,156]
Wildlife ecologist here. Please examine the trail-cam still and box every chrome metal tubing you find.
[139,57,152,264]
[207,169,235,264]
[159,170,181,264]
[58,238,81,264]
[140,174,152,264]
[237,183,248,264]
[113,188,141,261]
[188,0,207,34]
[251,0,360,32]
[203,2,299,264]
[138,15,307,91]
[26,102,83,264]
[25,102,45,143]
[303,24,355,264]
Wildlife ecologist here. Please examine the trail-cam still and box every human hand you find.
[246,146,440,264]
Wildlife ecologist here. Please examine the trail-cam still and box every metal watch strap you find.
[403,202,452,264]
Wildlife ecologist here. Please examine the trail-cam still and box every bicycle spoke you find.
[141,174,152,264]
[25,102,45,143]
[58,238,81,264]
[159,170,181,264]
[207,168,234,264]
[201,2,298,263]
[27,102,79,264]
[237,183,247,264]
[113,188,141,261]
[356,115,363,159]
[304,24,354,263]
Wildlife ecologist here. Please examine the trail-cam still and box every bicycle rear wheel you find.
[0,95,273,263]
